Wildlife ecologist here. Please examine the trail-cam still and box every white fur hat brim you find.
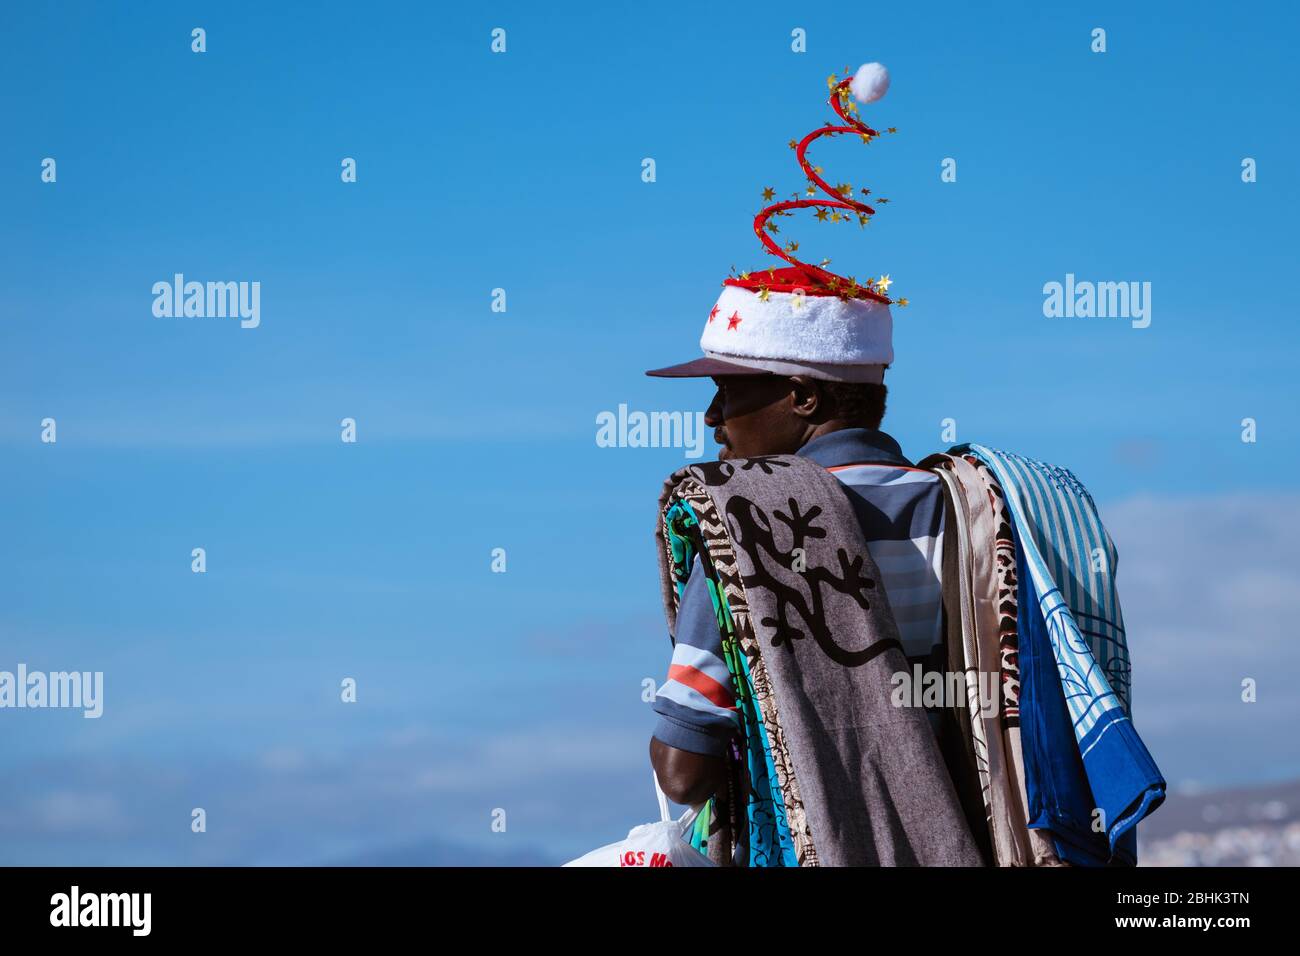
[696,283,893,383]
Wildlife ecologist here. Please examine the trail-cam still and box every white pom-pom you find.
[850,62,890,104]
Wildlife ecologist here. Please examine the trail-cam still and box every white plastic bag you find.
[563,772,716,867]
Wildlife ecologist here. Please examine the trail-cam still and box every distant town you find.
[1138,778,1299,866]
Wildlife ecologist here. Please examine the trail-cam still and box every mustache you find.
[714,427,729,448]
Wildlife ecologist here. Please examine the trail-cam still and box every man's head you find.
[705,374,887,460]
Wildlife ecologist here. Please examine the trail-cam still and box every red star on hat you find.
[726,311,742,330]
[708,305,719,323]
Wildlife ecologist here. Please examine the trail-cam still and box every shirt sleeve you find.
[650,555,741,757]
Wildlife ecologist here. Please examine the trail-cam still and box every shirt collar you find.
[795,427,913,469]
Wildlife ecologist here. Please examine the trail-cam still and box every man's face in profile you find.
[705,374,805,461]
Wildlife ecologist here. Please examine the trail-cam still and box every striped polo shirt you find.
[651,427,945,756]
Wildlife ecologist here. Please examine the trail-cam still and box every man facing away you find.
[641,263,990,864]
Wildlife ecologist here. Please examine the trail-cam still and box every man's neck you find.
[796,423,911,468]
[802,420,869,445]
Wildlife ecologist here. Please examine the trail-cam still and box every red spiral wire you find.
[736,76,890,304]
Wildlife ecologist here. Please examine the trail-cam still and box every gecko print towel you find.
[655,453,985,866]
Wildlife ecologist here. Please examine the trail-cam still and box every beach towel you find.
[655,454,985,866]
[954,445,1165,865]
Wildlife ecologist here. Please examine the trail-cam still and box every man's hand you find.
[649,736,727,807]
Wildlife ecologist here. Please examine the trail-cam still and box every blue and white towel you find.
[955,444,1165,865]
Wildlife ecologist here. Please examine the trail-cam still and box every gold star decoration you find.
[830,211,842,223]
[788,139,798,149]
[877,198,890,204]
[876,274,892,293]
[887,127,898,134]
[827,74,838,89]
[784,241,799,252]
[740,272,751,280]
[765,220,779,233]
[762,186,775,200]
[896,297,909,307]
[815,208,829,221]
[758,287,770,302]
[857,214,871,227]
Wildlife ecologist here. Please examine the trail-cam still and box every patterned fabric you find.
[958,447,1129,734]
[1012,521,1109,863]
[653,427,946,753]
[662,479,815,864]
[662,499,798,866]
[962,456,1021,723]
[650,554,742,757]
[656,454,985,866]
[926,453,1063,867]
[955,444,1165,864]
[928,465,994,817]
[964,447,1131,711]
[963,455,1062,866]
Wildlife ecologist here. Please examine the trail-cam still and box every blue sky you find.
[1,0,1297,864]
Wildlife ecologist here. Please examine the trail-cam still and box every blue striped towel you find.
[955,444,1165,864]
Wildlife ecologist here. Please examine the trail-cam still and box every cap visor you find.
[644,357,775,378]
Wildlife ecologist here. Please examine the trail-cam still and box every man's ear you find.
[788,376,823,420]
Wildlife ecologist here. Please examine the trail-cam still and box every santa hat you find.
[647,62,903,385]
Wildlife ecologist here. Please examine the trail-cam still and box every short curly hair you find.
[819,381,888,428]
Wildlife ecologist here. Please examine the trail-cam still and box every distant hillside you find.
[1138,778,1300,866]
[1141,779,1299,838]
